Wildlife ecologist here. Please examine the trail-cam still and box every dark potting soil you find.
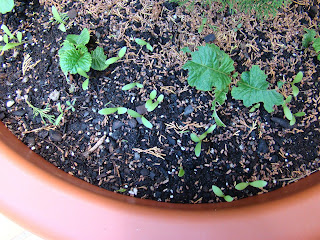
[0,0,319,203]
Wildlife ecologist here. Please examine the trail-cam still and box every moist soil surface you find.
[0,0,319,203]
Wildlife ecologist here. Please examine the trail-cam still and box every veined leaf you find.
[231,65,284,113]
[91,47,108,71]
[66,28,90,46]
[302,28,316,48]
[0,0,14,14]
[183,44,235,91]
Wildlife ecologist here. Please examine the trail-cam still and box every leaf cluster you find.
[135,38,153,52]
[0,24,25,53]
[190,124,216,157]
[51,6,69,32]
[211,185,234,202]
[145,90,164,112]
[302,28,320,61]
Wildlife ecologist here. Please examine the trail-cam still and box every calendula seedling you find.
[0,24,26,53]
[98,107,128,115]
[127,109,153,129]
[190,124,216,157]
[145,90,164,112]
[211,185,234,202]
[178,165,185,177]
[25,98,55,125]
[54,99,76,126]
[235,180,268,190]
[291,71,303,97]
[51,6,68,32]
[135,38,153,52]
[122,82,144,91]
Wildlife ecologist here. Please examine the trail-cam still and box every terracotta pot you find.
[0,122,319,240]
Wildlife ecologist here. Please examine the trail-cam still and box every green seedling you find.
[117,188,127,193]
[51,6,69,32]
[135,38,153,52]
[127,109,153,129]
[98,107,128,115]
[291,71,303,97]
[302,28,320,61]
[178,165,185,177]
[0,24,26,53]
[190,124,216,157]
[59,28,127,90]
[211,185,234,202]
[145,90,164,112]
[249,103,260,112]
[282,96,305,125]
[0,0,14,14]
[235,180,267,190]
[54,99,76,126]
[122,82,143,91]
[198,17,207,33]
[26,98,55,125]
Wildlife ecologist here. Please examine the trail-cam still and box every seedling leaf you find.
[211,185,224,197]
[294,112,305,117]
[135,38,147,46]
[122,83,137,91]
[302,28,316,48]
[190,133,200,142]
[178,166,185,177]
[293,71,303,84]
[195,142,201,157]
[313,38,320,54]
[105,57,119,65]
[66,28,90,46]
[157,94,164,103]
[183,43,235,91]
[231,65,284,113]
[91,47,108,71]
[98,107,118,115]
[1,25,14,39]
[206,124,216,134]
[127,109,142,118]
[141,116,153,129]
[117,107,127,114]
[146,43,153,52]
[118,46,127,58]
[235,182,249,190]
[82,79,89,90]
[224,195,234,202]
[292,85,299,97]
[16,32,22,42]
[249,180,267,188]
[283,105,293,120]
[0,0,14,14]
[150,90,157,100]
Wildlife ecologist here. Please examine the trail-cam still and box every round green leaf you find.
[195,142,201,157]
[146,43,153,52]
[98,107,118,115]
[249,180,268,188]
[289,116,296,126]
[157,94,164,103]
[211,185,224,197]
[178,167,185,177]
[224,195,234,202]
[141,116,153,129]
[292,85,299,97]
[235,182,249,190]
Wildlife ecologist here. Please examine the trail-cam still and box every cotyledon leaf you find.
[231,65,284,113]
[183,44,235,91]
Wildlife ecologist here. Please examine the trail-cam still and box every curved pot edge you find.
[1,122,320,240]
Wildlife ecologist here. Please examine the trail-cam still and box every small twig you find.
[83,135,106,157]
[133,147,166,160]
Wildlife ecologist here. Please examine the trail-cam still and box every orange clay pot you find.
[0,122,319,240]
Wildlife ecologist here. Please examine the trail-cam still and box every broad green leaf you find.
[283,105,293,120]
[293,71,303,84]
[212,185,224,197]
[98,107,118,115]
[183,44,235,91]
[190,133,200,142]
[122,83,137,91]
[206,124,216,134]
[16,32,22,42]
[231,65,284,113]
[292,85,299,97]
[82,79,89,90]
[146,43,153,52]
[149,90,157,100]
[118,46,127,58]
[135,38,147,46]
[91,47,108,71]
[313,38,320,53]
[294,112,305,117]
[178,166,185,177]
[0,0,14,14]
[157,94,164,103]
[302,28,316,48]
[141,116,153,129]
[127,109,141,118]
[105,57,119,65]
[66,28,90,46]
[181,47,191,53]
[117,107,127,114]
[195,142,201,157]
[59,45,92,75]
[214,86,228,105]
[249,180,267,188]
[1,25,14,39]
[52,6,63,23]
[235,182,249,190]
[224,195,234,202]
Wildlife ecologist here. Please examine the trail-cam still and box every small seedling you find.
[0,0,14,14]
[25,98,55,125]
[54,99,76,126]
[117,188,127,193]
[178,165,185,177]
[302,28,320,60]
[145,90,164,112]
[0,24,26,54]
[235,180,268,190]
[98,107,128,115]
[291,71,303,97]
[135,38,153,52]
[122,82,143,91]
[127,109,153,129]
[211,185,234,202]
[51,6,69,32]
[249,103,260,112]
[198,17,207,33]
[190,124,216,157]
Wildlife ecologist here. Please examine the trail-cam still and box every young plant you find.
[145,90,164,112]
[59,28,127,90]
[51,6,68,32]
[25,98,55,125]
[0,0,14,14]
[302,28,320,61]
[98,107,128,115]
[127,109,153,129]
[54,99,76,126]
[235,180,268,190]
[190,124,216,157]
[198,16,207,33]
[135,38,153,52]
[0,24,25,53]
[178,165,185,177]
[211,185,234,202]
[122,82,143,91]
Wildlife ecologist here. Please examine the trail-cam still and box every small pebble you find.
[6,100,15,108]
[183,105,194,116]
[204,33,216,43]
[136,104,148,115]
[49,130,63,142]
